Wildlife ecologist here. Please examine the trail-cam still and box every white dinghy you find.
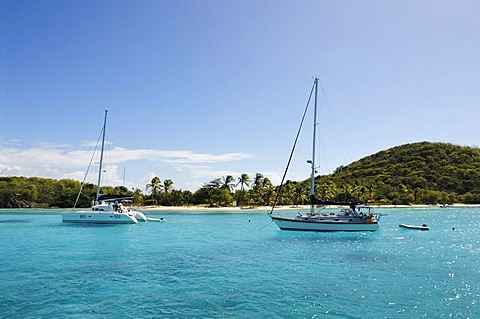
[399,224,429,231]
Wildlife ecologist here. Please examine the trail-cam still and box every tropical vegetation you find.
[2,142,480,208]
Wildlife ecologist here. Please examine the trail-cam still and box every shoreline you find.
[137,203,480,213]
[1,203,479,214]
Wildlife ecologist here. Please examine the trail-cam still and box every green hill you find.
[314,141,480,204]
[2,141,480,208]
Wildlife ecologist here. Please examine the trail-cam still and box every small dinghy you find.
[146,217,166,222]
[399,223,429,231]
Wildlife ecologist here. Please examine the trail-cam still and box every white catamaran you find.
[269,77,384,232]
[62,110,149,224]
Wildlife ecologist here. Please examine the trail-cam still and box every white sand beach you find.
[137,203,479,213]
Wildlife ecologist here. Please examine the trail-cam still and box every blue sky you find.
[1,0,480,192]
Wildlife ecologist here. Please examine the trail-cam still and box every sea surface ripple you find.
[0,207,479,318]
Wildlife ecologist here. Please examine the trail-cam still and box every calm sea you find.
[0,207,479,318]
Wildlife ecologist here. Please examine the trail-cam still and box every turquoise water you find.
[0,207,479,318]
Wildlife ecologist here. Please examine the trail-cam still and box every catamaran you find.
[269,77,384,232]
[62,110,149,224]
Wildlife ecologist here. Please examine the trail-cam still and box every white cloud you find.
[107,147,255,163]
[80,140,112,147]
[0,142,258,191]
[0,163,22,175]
[0,138,21,146]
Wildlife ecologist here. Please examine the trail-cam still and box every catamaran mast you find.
[310,78,319,214]
[95,110,108,202]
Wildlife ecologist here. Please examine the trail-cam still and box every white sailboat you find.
[269,78,383,232]
[62,110,139,224]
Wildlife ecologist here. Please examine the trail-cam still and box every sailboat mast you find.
[310,78,319,213]
[95,110,108,202]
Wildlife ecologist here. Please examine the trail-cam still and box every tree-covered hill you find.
[0,177,142,209]
[315,141,480,204]
[2,142,480,208]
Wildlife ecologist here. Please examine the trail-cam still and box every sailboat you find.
[62,110,144,224]
[269,78,383,232]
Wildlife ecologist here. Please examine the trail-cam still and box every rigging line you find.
[317,76,352,167]
[258,220,273,231]
[72,128,103,209]
[269,80,316,215]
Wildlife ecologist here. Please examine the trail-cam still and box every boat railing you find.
[376,213,388,221]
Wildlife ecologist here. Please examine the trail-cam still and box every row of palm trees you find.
[143,174,377,207]
[198,173,276,207]
[213,173,272,192]
[146,174,269,196]
[146,176,173,194]
[144,173,279,207]
[145,176,175,205]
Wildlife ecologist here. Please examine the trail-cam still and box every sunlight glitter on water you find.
[0,207,479,318]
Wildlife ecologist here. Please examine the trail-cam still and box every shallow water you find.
[0,207,479,318]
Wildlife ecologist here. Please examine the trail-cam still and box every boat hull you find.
[130,211,147,222]
[62,212,138,224]
[271,216,379,232]
[399,224,429,230]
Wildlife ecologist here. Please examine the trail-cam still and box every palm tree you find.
[237,174,251,191]
[261,177,276,206]
[252,173,264,190]
[146,176,162,195]
[250,173,265,205]
[262,177,272,188]
[207,178,222,189]
[159,179,173,206]
[221,175,235,193]
[202,178,231,207]
[132,187,144,206]
[146,176,162,204]
[163,179,173,193]
[279,180,295,205]
[292,182,308,206]
[235,174,251,206]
